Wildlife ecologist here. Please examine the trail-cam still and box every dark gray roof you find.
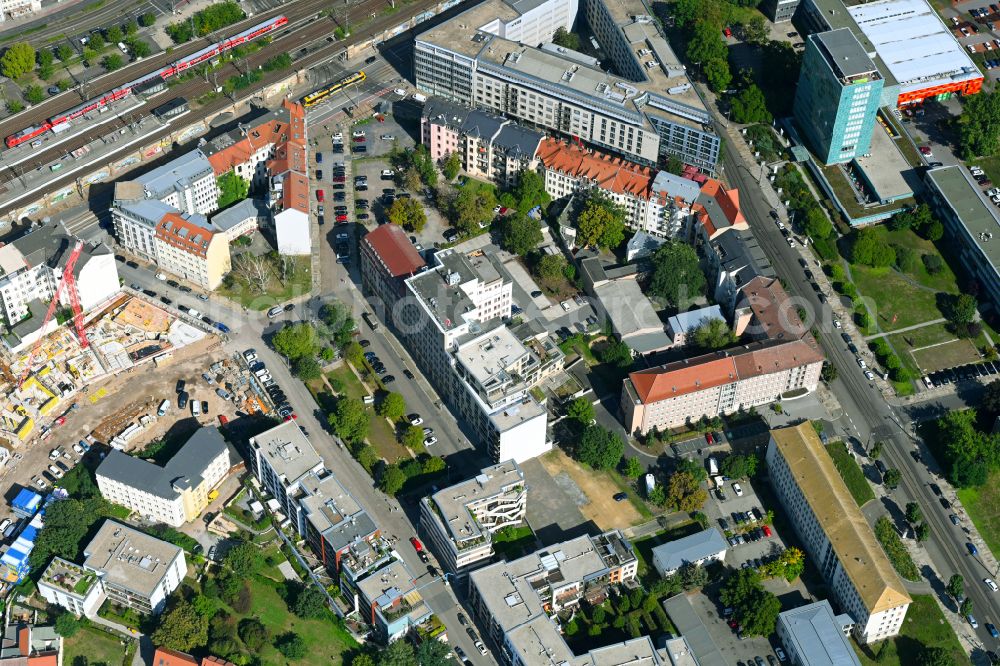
[96,427,229,500]
[422,98,474,131]
[814,28,878,80]
[663,593,728,666]
[460,110,506,140]
[11,223,108,278]
[714,229,774,280]
[324,510,378,552]
[493,124,543,158]
[211,198,270,232]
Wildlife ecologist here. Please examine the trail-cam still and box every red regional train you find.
[5,14,289,149]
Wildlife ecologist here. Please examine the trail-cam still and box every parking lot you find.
[945,1,1000,78]
[924,358,1000,388]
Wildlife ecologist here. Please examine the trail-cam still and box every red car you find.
[353,135,366,142]
[723,26,732,37]
[333,176,346,183]
[762,525,772,537]
[316,189,324,202]
[410,536,429,562]
[336,214,348,222]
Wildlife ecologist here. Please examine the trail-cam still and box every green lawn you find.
[315,365,407,462]
[219,256,312,310]
[492,525,537,560]
[957,473,1000,560]
[64,625,127,666]
[825,442,875,507]
[854,595,970,666]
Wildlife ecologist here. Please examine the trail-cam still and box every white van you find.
[0,519,11,535]
[191,400,201,416]
[707,456,719,476]
[157,399,171,416]
[118,41,129,55]
[363,395,375,405]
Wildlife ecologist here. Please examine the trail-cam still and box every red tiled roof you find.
[152,648,199,666]
[202,657,237,666]
[208,100,307,175]
[155,212,215,258]
[537,138,655,199]
[363,224,426,278]
[26,656,55,666]
[740,276,806,341]
[695,179,747,238]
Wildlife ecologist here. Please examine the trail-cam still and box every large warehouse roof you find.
[847,0,979,93]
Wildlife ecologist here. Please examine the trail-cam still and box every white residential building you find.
[650,528,727,576]
[0,223,119,328]
[96,427,231,527]
[767,424,911,643]
[777,600,861,666]
[0,0,41,21]
[40,520,185,616]
[133,149,219,216]
[420,460,526,573]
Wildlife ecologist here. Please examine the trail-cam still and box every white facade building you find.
[767,424,911,644]
[133,150,219,216]
[0,0,42,21]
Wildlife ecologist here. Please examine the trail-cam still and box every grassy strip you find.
[957,476,1000,562]
[825,442,875,507]
[873,516,920,581]
[854,595,970,666]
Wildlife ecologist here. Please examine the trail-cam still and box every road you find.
[721,135,1000,656]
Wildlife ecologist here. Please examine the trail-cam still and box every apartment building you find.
[0,0,41,21]
[154,212,232,290]
[414,0,719,172]
[421,100,544,185]
[210,198,269,242]
[762,0,800,21]
[345,557,431,643]
[203,102,306,190]
[580,257,672,354]
[621,337,824,434]
[360,224,427,316]
[265,103,311,256]
[650,527,727,576]
[0,622,60,666]
[793,29,884,165]
[467,530,647,666]
[733,276,807,342]
[248,421,380,575]
[0,223,119,328]
[420,460,526,573]
[703,228,775,313]
[777,600,861,666]
[39,520,185,615]
[396,248,561,462]
[767,424,911,643]
[96,427,231,527]
[133,150,219,216]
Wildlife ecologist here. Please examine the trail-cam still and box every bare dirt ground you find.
[538,449,642,531]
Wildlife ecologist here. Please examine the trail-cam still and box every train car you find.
[5,14,288,149]
[302,71,366,108]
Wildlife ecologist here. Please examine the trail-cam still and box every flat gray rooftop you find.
[455,326,530,390]
[251,421,323,487]
[814,28,879,80]
[82,520,182,598]
[135,149,214,198]
[852,125,914,202]
[429,461,523,544]
[778,601,861,666]
[662,593,727,666]
[927,166,1000,270]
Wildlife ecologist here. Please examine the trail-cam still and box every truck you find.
[644,473,655,495]
[362,312,379,331]
[707,456,719,476]
[412,93,428,103]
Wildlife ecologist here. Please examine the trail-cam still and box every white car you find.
[475,641,488,656]
[47,464,64,479]
[48,449,61,461]
[833,319,842,328]
[985,578,999,592]
[410,416,423,426]
[864,370,875,380]
[775,647,787,662]
[424,436,438,446]
[352,130,366,138]
[332,132,343,141]
[777,221,785,230]
[787,237,796,247]
[380,134,395,141]
[732,483,744,497]
[393,87,406,96]
[857,357,867,369]
[32,476,47,490]
[155,272,167,281]
[72,442,84,455]
[988,188,1000,197]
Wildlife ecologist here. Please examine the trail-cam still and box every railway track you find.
[0,0,433,197]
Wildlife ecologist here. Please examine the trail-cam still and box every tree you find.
[720,568,781,637]
[870,441,884,460]
[380,639,416,666]
[552,26,581,50]
[450,180,497,234]
[597,338,632,369]
[623,457,644,478]
[344,340,365,368]
[947,293,978,327]
[379,464,407,495]
[54,612,82,637]
[378,392,406,421]
[958,90,1000,159]
[916,522,930,542]
[720,453,758,479]
[905,502,923,525]
[704,58,732,93]
[129,39,151,59]
[918,647,956,666]
[329,397,369,445]
[946,574,964,600]
[649,241,706,307]
[667,470,708,511]
[238,618,269,652]
[416,637,454,666]
[690,317,736,350]
[961,597,974,617]
[687,21,728,65]
[224,540,263,576]
[821,362,838,383]
[441,151,461,180]
[272,322,317,361]
[56,43,73,62]
[139,10,157,26]
[36,48,54,79]
[151,599,209,652]
[217,171,250,209]
[88,33,106,51]
[105,25,124,43]
[741,15,769,45]
[534,254,567,282]
[565,397,596,424]
[293,356,321,380]
[1,42,35,79]
[678,561,709,589]
[29,497,115,570]
[352,655,377,666]
[275,632,307,659]
[509,169,550,213]
[576,425,625,470]
[882,468,901,489]
[402,425,424,449]
[387,197,427,232]
[575,191,626,249]
[500,214,543,256]
[804,207,834,240]
[851,229,895,267]
[23,85,44,105]
[125,19,139,35]
[730,83,771,124]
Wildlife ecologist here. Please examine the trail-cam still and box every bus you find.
[362,312,379,331]
[302,71,366,107]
